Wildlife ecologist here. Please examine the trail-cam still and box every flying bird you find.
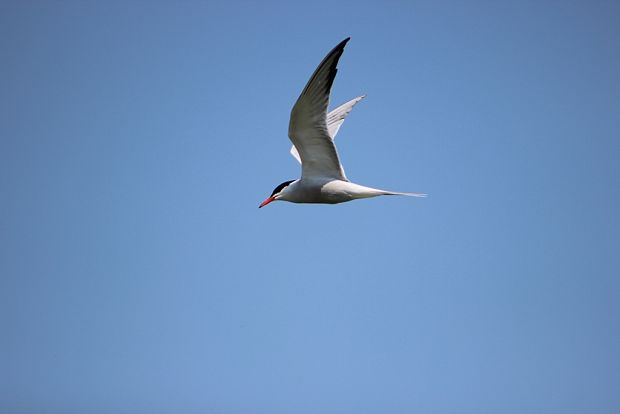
[259,37,426,208]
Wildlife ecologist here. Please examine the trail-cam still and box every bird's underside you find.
[280,178,425,204]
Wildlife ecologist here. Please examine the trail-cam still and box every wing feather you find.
[288,38,351,180]
[290,95,365,164]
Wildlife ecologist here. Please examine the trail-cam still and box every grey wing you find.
[327,94,365,139]
[290,95,365,164]
[288,38,350,180]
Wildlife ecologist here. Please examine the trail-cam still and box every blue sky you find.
[1,1,619,413]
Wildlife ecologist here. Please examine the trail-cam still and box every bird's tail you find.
[382,191,427,198]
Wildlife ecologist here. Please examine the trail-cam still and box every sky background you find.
[2,1,619,413]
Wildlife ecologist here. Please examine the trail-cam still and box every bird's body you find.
[259,37,426,208]
[275,178,414,205]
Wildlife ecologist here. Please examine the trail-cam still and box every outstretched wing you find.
[290,95,365,164]
[288,38,350,180]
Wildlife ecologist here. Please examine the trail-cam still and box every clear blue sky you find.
[2,1,619,413]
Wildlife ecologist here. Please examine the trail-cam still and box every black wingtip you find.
[297,37,352,101]
[328,37,351,63]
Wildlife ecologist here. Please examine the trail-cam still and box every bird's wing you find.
[327,95,365,139]
[288,37,350,180]
[290,95,365,164]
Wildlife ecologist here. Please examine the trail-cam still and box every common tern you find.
[259,37,426,208]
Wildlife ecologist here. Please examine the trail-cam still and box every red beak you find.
[259,196,275,208]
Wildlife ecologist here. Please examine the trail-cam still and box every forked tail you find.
[383,191,427,198]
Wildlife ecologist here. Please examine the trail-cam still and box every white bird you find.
[259,37,426,208]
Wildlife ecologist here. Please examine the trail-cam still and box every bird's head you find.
[259,180,296,208]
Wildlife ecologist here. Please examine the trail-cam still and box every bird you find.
[259,37,426,208]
